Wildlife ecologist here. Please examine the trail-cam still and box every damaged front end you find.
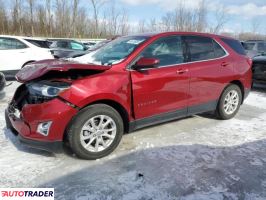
[10,81,71,111]
[6,59,111,152]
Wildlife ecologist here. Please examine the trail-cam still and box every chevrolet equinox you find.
[5,32,252,159]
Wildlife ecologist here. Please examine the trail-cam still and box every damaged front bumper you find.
[5,84,78,152]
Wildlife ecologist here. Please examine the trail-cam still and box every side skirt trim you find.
[129,100,218,132]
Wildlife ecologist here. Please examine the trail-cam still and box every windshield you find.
[73,36,149,66]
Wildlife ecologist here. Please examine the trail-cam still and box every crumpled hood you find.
[16,59,111,83]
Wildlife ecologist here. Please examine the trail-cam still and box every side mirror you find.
[133,57,160,70]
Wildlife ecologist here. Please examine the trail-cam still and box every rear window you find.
[221,38,246,55]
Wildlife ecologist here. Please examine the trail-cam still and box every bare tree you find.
[36,5,46,36]
[119,8,130,35]
[27,0,35,36]
[46,0,53,36]
[107,2,120,35]
[161,13,172,31]
[90,0,106,37]
[54,0,72,37]
[160,1,198,32]
[0,1,9,34]
[149,18,157,32]
[69,0,80,37]
[210,5,229,33]
[138,19,146,33]
[195,0,207,32]
[12,0,23,34]
[251,18,261,34]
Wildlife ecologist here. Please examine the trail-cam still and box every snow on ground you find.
[0,82,266,200]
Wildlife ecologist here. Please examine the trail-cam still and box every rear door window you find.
[140,36,185,67]
[55,41,69,49]
[25,39,50,48]
[185,36,216,62]
[0,38,27,50]
[221,38,246,55]
[70,42,84,50]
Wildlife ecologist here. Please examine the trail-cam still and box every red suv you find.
[6,32,252,159]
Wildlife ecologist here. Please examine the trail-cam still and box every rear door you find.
[184,35,231,113]
[131,35,190,120]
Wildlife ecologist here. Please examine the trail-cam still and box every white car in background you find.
[0,35,53,78]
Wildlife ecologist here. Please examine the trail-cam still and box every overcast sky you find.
[118,0,266,33]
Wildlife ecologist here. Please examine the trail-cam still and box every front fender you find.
[59,70,132,118]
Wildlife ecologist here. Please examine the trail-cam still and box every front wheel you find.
[216,84,242,120]
[67,104,124,160]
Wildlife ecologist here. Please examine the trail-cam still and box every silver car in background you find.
[242,40,266,58]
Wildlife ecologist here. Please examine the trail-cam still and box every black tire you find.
[5,110,17,134]
[67,104,124,160]
[216,84,242,120]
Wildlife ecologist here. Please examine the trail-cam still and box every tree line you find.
[0,0,260,39]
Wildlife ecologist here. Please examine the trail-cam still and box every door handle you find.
[176,69,188,74]
[221,62,229,67]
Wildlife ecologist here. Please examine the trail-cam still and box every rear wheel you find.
[67,104,124,160]
[216,84,242,120]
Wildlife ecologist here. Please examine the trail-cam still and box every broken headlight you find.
[27,81,70,98]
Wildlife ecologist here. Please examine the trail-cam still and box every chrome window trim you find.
[128,37,230,71]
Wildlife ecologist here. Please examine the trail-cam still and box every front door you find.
[130,35,190,120]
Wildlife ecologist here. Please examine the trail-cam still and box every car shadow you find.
[37,139,266,199]
[0,91,5,100]
[124,116,194,135]
[3,127,55,157]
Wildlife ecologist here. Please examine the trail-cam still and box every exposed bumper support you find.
[18,134,63,153]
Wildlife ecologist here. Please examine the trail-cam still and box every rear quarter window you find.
[221,38,246,55]
[213,40,226,58]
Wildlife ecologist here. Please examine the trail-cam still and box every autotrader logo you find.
[0,188,54,200]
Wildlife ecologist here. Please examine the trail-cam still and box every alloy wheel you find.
[223,90,239,115]
[80,115,117,152]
